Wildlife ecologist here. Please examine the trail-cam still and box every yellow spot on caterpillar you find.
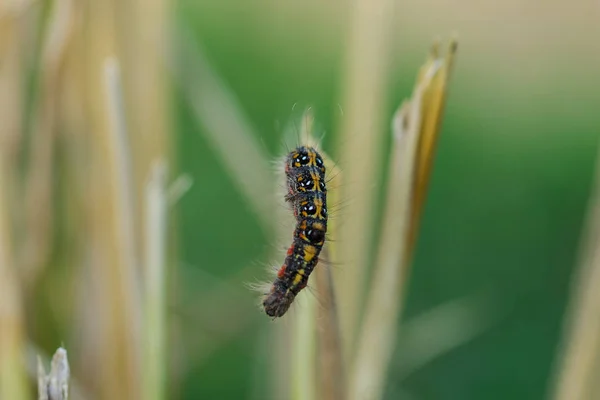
[293,271,304,285]
[303,245,317,262]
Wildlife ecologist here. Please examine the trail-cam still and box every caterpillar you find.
[263,146,328,318]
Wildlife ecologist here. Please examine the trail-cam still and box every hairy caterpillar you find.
[263,146,328,318]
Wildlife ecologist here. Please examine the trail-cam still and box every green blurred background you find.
[175,1,600,399]
[2,0,600,399]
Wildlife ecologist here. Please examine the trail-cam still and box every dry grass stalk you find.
[290,110,319,400]
[0,159,29,400]
[76,2,142,397]
[143,161,169,400]
[287,110,345,400]
[335,0,397,358]
[348,42,457,400]
[551,141,600,400]
[117,0,171,234]
[408,40,457,253]
[315,248,345,400]
[348,99,421,400]
[37,347,70,400]
[0,13,29,400]
[98,56,143,399]
[21,0,74,287]
[314,132,345,400]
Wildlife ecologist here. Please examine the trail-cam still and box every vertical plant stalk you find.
[291,110,319,400]
[315,137,345,400]
[315,248,345,400]
[335,0,396,357]
[291,295,318,400]
[0,14,29,400]
[349,43,457,400]
[21,0,74,287]
[37,347,70,400]
[116,0,171,246]
[143,161,169,400]
[348,99,421,400]
[101,56,142,399]
[407,40,457,253]
[0,159,29,400]
[551,142,600,400]
[105,58,140,287]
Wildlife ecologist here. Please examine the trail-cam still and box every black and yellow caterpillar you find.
[263,146,328,318]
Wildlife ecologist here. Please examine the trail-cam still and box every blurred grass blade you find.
[102,56,142,398]
[312,123,345,400]
[173,28,274,232]
[408,40,457,253]
[0,158,29,400]
[21,0,74,287]
[315,248,345,400]
[167,174,193,206]
[0,12,30,400]
[551,140,600,400]
[105,57,140,281]
[349,42,457,400]
[335,0,396,356]
[348,98,421,400]
[394,291,499,380]
[292,294,317,400]
[291,110,319,400]
[143,161,169,400]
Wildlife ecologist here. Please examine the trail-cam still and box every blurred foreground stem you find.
[349,41,457,400]
[142,162,169,400]
[552,139,600,400]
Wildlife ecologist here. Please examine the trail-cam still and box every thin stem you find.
[143,161,169,400]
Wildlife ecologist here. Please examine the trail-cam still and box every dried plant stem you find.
[143,161,169,400]
[315,250,345,400]
[291,110,321,400]
[408,40,457,252]
[21,0,74,287]
[0,160,29,400]
[94,56,141,399]
[348,98,422,400]
[335,0,396,357]
[314,139,345,400]
[292,294,318,400]
[551,141,600,400]
[105,58,140,283]
[348,42,456,400]
[0,16,29,400]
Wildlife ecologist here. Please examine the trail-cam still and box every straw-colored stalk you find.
[0,13,29,400]
[117,0,171,220]
[335,0,396,358]
[551,140,600,400]
[76,0,172,395]
[348,42,456,400]
[142,161,169,400]
[20,0,74,288]
[0,159,29,400]
[315,139,345,400]
[289,112,319,400]
[287,110,346,400]
[315,250,345,400]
